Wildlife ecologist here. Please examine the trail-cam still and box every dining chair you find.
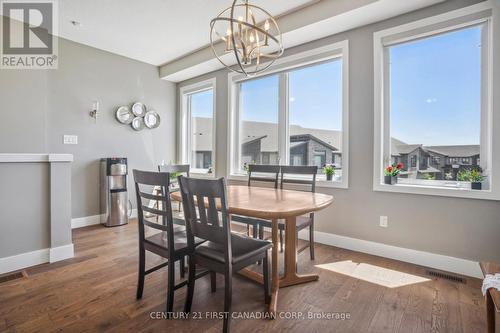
[258,165,318,259]
[179,176,272,333]
[232,164,281,239]
[133,170,213,313]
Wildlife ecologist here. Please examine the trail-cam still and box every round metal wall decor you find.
[131,102,147,117]
[144,111,161,129]
[115,106,134,124]
[210,0,284,76]
[131,117,145,131]
[115,102,160,131]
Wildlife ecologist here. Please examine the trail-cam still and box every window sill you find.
[228,174,348,189]
[373,182,500,201]
[190,170,216,179]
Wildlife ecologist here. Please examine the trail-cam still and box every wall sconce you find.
[89,101,99,122]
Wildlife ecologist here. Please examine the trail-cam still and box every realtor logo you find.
[1,0,58,69]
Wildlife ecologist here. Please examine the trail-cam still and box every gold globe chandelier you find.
[210,0,284,76]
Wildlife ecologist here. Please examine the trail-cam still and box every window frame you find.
[179,78,217,177]
[373,2,499,200]
[227,40,349,189]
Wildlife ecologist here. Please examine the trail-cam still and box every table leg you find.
[279,216,319,288]
[269,218,279,315]
[486,292,495,333]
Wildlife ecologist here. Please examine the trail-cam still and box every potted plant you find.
[384,163,403,185]
[323,164,335,181]
[457,168,486,190]
[169,172,180,188]
[207,166,213,174]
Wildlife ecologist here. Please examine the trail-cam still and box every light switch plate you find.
[379,216,388,228]
[63,135,78,145]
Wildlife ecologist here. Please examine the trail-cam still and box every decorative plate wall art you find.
[115,102,160,131]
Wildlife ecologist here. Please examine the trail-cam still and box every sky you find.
[190,25,482,146]
[390,25,481,146]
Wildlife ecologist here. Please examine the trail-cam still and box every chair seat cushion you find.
[195,233,272,265]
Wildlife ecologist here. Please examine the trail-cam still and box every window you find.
[374,4,498,200]
[289,60,343,179]
[229,41,349,188]
[180,79,216,175]
[239,75,279,166]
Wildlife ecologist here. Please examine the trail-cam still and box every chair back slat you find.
[133,170,177,257]
[208,197,219,227]
[280,165,318,193]
[196,194,208,225]
[248,164,280,188]
[179,176,231,253]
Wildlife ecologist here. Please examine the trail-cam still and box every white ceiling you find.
[59,0,316,66]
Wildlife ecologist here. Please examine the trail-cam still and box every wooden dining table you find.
[171,184,334,314]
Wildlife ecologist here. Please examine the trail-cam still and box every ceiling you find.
[58,0,317,66]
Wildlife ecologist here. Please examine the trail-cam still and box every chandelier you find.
[210,0,284,76]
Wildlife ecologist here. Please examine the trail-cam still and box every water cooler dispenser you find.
[100,158,130,227]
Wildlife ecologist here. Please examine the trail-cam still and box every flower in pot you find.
[169,172,180,188]
[469,169,486,190]
[384,163,403,185]
[457,168,486,190]
[323,164,335,181]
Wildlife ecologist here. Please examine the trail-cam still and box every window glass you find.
[389,26,481,182]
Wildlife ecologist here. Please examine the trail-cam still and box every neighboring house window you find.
[410,156,417,168]
[374,5,496,199]
[313,151,326,168]
[291,154,303,166]
[229,41,349,188]
[180,79,216,175]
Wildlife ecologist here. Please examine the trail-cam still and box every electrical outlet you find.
[63,135,78,145]
[379,216,388,228]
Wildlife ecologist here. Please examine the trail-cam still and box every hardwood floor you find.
[0,220,485,333]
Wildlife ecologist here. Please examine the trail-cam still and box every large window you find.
[229,42,349,187]
[240,75,279,166]
[180,79,216,174]
[374,6,497,199]
[289,60,343,176]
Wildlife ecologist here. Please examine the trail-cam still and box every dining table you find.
[171,184,334,314]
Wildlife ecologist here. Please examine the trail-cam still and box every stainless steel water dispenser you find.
[100,158,129,227]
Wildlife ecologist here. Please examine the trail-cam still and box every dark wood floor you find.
[0,219,486,333]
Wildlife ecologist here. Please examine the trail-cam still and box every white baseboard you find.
[298,230,482,279]
[71,209,137,229]
[0,243,75,275]
[49,243,74,263]
[0,248,49,275]
[71,214,102,229]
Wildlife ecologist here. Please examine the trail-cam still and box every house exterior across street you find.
[193,117,479,179]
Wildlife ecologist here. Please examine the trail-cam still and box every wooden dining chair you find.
[232,164,281,239]
[133,170,212,313]
[258,165,318,259]
[179,176,272,333]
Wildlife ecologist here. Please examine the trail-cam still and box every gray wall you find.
[0,37,176,219]
[178,0,500,263]
[0,163,50,257]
